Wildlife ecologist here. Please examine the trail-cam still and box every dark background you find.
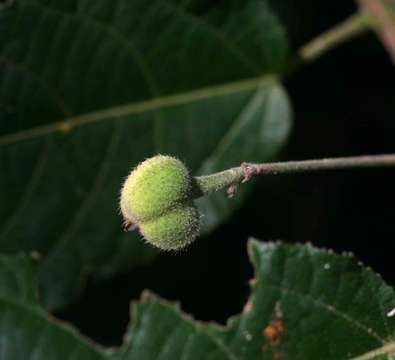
[58,1,395,346]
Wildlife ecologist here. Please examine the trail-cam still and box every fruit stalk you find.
[194,154,395,197]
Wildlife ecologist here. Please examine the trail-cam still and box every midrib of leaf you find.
[1,0,169,241]
[0,0,268,149]
[0,75,275,146]
[352,342,395,360]
[21,0,168,154]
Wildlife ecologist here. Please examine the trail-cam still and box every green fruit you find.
[121,155,190,221]
[140,203,200,251]
[120,155,200,251]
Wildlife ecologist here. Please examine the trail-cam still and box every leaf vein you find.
[267,283,385,344]
[46,120,123,259]
[157,0,260,74]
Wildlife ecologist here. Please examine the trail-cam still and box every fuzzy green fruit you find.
[140,203,200,251]
[120,155,201,250]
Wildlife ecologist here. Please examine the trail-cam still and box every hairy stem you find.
[299,12,374,63]
[194,154,395,197]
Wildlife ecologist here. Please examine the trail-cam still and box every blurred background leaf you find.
[0,0,291,310]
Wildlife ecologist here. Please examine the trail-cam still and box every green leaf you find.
[0,0,291,309]
[116,240,395,360]
[0,254,105,360]
[2,241,395,359]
